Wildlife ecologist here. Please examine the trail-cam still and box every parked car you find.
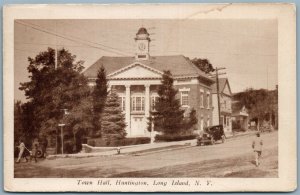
[260,124,274,133]
[197,125,226,146]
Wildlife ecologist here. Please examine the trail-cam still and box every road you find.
[14,131,278,178]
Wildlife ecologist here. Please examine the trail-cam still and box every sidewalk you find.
[48,139,196,159]
[47,130,257,159]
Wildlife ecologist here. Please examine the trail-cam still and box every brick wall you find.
[174,83,213,130]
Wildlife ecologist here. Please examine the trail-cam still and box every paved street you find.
[14,131,277,178]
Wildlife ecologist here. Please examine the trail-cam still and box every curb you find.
[47,131,265,159]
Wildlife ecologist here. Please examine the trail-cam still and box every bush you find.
[232,120,241,130]
[64,140,75,154]
[155,134,197,142]
[87,139,96,147]
[121,137,150,146]
[87,137,150,147]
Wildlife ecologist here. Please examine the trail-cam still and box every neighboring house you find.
[83,27,215,137]
[211,78,233,134]
[232,103,249,131]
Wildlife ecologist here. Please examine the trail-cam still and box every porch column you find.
[125,85,131,136]
[145,84,150,117]
[107,85,112,92]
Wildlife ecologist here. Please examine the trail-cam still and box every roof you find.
[211,78,231,94]
[232,101,248,116]
[136,27,149,35]
[83,55,213,81]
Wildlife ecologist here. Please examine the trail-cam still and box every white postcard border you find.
[3,3,297,192]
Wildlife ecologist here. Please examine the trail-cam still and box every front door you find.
[131,116,146,137]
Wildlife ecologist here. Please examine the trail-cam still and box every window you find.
[220,116,224,126]
[200,90,204,108]
[207,116,210,127]
[226,117,230,127]
[151,96,159,111]
[223,116,226,126]
[181,91,189,106]
[118,96,126,111]
[206,92,210,109]
[200,118,204,131]
[131,96,145,112]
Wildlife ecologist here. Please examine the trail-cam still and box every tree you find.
[151,70,185,135]
[14,101,25,144]
[92,66,108,137]
[182,108,198,131]
[100,90,127,138]
[233,88,278,125]
[19,47,92,152]
[191,58,215,74]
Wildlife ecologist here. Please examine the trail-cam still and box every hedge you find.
[87,137,150,147]
[155,134,197,142]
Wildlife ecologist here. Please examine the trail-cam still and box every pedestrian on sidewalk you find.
[30,139,39,163]
[252,132,263,167]
[16,139,28,163]
[40,135,48,158]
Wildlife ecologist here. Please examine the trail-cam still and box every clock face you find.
[138,43,146,51]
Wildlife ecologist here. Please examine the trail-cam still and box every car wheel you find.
[36,149,43,158]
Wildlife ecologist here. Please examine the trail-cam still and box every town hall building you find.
[83,27,215,137]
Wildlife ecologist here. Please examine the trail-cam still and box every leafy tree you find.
[191,58,215,74]
[92,66,108,137]
[19,47,92,152]
[101,90,127,138]
[233,88,278,124]
[151,70,185,135]
[183,108,198,131]
[14,101,25,143]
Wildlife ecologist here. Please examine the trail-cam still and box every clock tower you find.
[135,27,151,60]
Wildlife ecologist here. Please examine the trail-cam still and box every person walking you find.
[30,139,39,163]
[40,136,48,158]
[16,139,28,163]
[252,132,263,167]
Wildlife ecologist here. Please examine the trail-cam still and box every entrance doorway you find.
[131,116,146,136]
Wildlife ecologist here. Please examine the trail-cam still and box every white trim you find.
[179,87,190,92]
[109,79,161,86]
[107,62,163,78]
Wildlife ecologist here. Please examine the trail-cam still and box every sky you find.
[14,19,278,101]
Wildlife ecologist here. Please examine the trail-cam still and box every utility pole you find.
[55,21,58,69]
[211,67,226,125]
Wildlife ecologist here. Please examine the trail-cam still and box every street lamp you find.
[58,108,69,155]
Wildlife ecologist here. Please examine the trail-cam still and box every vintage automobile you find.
[260,123,274,133]
[197,125,226,146]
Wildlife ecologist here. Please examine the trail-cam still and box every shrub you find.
[87,137,150,147]
[122,137,150,146]
[232,120,241,130]
[87,140,96,147]
[64,140,75,154]
[155,134,197,142]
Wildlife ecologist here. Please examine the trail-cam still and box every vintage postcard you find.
[3,3,296,192]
